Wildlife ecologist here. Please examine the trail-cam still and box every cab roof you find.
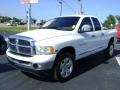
[58,14,98,18]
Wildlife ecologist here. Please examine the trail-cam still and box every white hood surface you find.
[16,29,71,41]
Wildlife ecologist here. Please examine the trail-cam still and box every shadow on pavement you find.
[0,63,16,73]
[114,49,120,56]
[74,54,108,77]
[73,47,120,79]
[22,71,57,83]
[1,44,119,82]
[0,51,6,55]
[22,48,120,83]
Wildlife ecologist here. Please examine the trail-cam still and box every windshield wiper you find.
[40,26,59,29]
[40,26,72,31]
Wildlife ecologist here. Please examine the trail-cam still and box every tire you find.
[53,52,75,82]
[0,41,7,53]
[104,41,114,59]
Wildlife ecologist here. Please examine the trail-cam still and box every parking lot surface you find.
[0,30,120,90]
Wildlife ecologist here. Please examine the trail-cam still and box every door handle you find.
[91,35,96,37]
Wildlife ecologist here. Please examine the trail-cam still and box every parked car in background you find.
[0,35,7,53]
[6,23,17,26]
[115,24,120,42]
[18,22,26,25]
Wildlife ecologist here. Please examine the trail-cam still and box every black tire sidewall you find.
[54,53,74,82]
[105,42,114,58]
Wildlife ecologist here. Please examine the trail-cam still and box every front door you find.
[77,17,96,58]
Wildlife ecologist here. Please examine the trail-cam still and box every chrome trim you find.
[8,56,33,69]
[8,35,35,56]
[9,35,34,42]
[16,39,19,53]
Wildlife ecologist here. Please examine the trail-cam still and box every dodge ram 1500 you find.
[6,15,117,81]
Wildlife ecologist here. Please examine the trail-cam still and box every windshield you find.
[41,17,80,31]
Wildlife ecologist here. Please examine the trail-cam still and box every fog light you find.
[33,63,39,69]
[33,63,41,69]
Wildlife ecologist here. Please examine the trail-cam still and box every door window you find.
[92,18,101,31]
[79,17,93,32]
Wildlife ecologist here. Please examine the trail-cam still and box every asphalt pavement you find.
[0,30,120,90]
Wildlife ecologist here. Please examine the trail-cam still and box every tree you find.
[12,17,20,23]
[0,16,11,23]
[103,15,116,28]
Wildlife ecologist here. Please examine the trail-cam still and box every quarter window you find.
[92,18,101,31]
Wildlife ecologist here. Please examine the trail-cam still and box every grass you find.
[0,26,39,32]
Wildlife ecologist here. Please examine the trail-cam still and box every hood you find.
[15,29,71,41]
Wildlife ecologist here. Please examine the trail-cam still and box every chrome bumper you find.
[7,56,54,73]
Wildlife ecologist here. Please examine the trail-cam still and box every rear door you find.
[91,17,105,50]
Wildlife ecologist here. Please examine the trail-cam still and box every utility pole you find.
[78,0,83,14]
[28,3,31,31]
[59,0,63,16]
[21,0,38,31]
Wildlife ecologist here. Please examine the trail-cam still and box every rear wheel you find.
[53,53,75,82]
[104,41,114,59]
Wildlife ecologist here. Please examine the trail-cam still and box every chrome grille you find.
[9,37,34,56]
[18,40,30,46]
[9,44,17,52]
[19,46,31,55]
[9,38,16,44]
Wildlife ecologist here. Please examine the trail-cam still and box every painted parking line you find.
[115,56,120,66]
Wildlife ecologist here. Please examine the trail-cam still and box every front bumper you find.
[6,50,56,73]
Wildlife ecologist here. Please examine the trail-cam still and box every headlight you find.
[35,46,55,55]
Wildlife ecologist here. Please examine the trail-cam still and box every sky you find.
[0,0,120,22]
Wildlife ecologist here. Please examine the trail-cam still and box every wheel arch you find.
[108,37,114,46]
[52,46,76,69]
[56,46,76,60]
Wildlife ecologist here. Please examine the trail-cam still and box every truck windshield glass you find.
[41,17,80,31]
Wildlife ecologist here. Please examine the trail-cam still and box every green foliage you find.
[0,16,11,23]
[103,15,116,28]
[12,17,20,23]
[0,16,21,24]
[0,26,39,32]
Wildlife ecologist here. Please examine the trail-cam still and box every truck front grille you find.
[9,44,17,52]
[18,39,30,46]
[9,37,34,56]
[9,38,16,44]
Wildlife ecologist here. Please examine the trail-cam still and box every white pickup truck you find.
[6,15,117,81]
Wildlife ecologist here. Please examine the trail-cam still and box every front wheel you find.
[104,41,114,59]
[53,53,75,82]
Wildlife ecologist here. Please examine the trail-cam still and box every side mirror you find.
[81,25,92,32]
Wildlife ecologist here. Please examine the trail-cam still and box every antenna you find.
[56,0,76,15]
[59,0,63,16]
[78,0,84,14]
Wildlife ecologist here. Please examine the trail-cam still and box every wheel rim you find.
[60,57,73,78]
[109,44,114,56]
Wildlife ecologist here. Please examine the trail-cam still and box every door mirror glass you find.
[81,25,92,32]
